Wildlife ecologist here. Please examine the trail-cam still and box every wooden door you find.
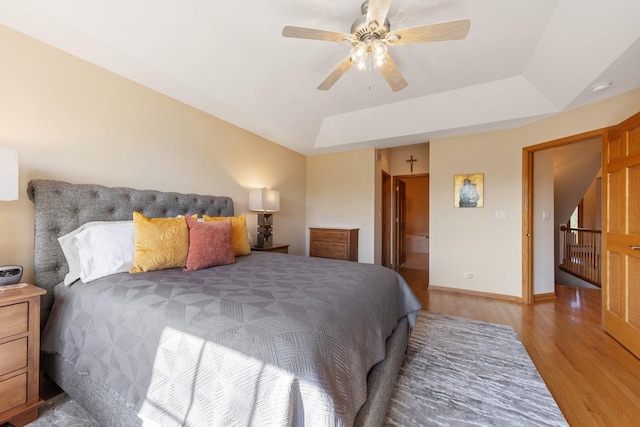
[396,180,407,267]
[602,111,640,358]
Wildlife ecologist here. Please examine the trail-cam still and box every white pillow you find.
[58,221,132,286]
[75,222,134,283]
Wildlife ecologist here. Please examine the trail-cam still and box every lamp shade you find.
[0,147,18,201]
[249,188,280,212]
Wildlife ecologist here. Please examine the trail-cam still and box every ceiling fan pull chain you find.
[368,54,373,90]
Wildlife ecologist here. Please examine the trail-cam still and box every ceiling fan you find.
[282,0,470,92]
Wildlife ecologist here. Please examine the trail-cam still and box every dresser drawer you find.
[0,373,27,414]
[310,229,349,243]
[0,338,28,376]
[310,241,348,259]
[0,303,28,339]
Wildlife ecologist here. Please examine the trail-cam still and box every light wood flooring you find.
[399,267,640,427]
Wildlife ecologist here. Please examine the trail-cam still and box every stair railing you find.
[559,225,601,287]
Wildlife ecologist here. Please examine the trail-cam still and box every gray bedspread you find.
[42,252,421,426]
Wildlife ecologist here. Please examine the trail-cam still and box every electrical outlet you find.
[463,272,473,278]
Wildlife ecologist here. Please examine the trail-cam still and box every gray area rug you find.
[25,393,99,427]
[384,312,567,426]
[26,311,566,426]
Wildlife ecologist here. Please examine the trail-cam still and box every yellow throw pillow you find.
[131,212,190,272]
[203,214,251,256]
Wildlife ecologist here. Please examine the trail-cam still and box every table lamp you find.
[249,188,280,248]
[0,147,23,287]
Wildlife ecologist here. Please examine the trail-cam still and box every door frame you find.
[381,171,392,268]
[522,128,607,304]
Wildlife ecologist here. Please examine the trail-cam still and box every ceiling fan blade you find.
[390,19,471,45]
[378,54,408,92]
[282,26,354,43]
[366,0,391,30]
[317,55,354,90]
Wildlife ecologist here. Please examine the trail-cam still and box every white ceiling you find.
[1,0,639,155]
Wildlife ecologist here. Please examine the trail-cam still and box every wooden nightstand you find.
[252,243,290,254]
[0,284,46,426]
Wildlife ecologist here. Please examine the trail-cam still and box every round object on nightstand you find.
[0,265,23,286]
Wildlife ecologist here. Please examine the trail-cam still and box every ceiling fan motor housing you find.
[351,9,390,42]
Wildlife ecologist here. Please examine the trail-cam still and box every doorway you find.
[393,174,429,271]
[522,129,604,303]
[523,110,640,361]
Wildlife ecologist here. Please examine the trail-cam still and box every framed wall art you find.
[454,173,484,208]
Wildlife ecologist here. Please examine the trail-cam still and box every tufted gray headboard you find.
[27,179,234,326]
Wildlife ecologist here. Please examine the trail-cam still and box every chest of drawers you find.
[0,284,46,426]
[309,228,358,262]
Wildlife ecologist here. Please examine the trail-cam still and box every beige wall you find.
[533,149,555,295]
[306,149,376,263]
[0,25,307,283]
[430,88,640,297]
[389,143,429,176]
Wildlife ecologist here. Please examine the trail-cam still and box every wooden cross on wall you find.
[406,155,418,172]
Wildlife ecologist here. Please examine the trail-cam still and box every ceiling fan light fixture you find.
[371,40,387,67]
[350,42,367,65]
[372,40,387,59]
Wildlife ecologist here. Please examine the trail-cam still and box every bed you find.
[28,179,421,427]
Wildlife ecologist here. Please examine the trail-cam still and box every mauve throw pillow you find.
[184,215,235,271]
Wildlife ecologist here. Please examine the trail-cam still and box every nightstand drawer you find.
[0,303,28,339]
[0,285,45,426]
[0,338,27,376]
[0,373,27,414]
